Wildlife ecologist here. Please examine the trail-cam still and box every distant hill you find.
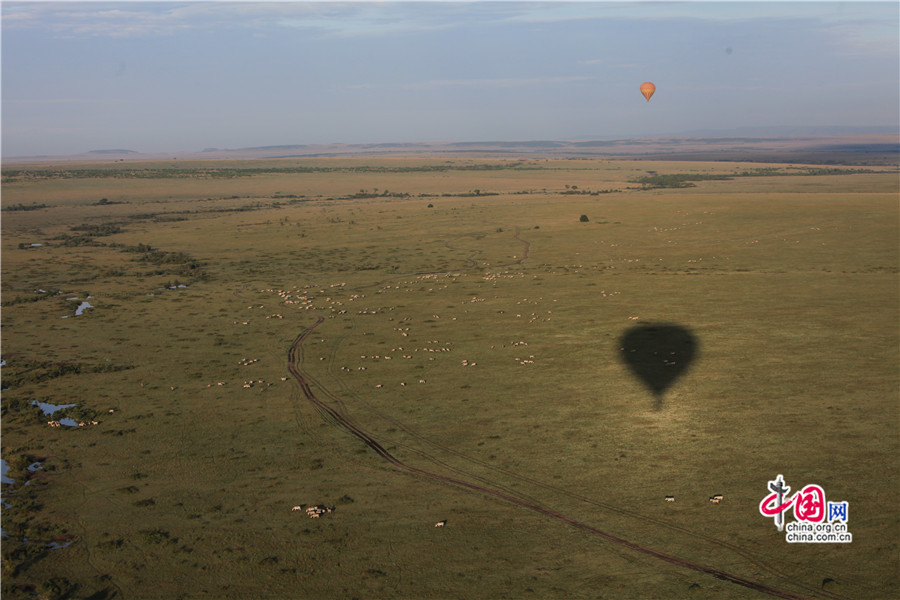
[4,132,897,166]
[673,125,898,138]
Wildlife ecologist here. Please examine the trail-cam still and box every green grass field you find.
[2,157,897,599]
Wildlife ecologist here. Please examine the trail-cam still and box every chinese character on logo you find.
[759,474,793,531]
[793,484,826,523]
[827,501,849,523]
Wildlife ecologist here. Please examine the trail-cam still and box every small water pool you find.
[32,400,77,416]
[62,297,94,318]
[1,460,13,485]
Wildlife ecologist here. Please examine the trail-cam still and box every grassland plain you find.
[1,157,897,600]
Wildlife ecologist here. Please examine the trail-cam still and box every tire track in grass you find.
[298,313,551,510]
[286,315,817,600]
[289,225,553,508]
[277,227,847,599]
[302,365,855,599]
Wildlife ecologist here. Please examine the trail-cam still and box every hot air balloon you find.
[640,81,656,102]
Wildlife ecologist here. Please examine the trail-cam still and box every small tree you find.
[579,214,589,222]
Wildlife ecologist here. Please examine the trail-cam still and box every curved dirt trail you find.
[286,316,815,600]
[276,226,847,600]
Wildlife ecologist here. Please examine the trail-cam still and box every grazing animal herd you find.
[291,504,447,528]
[292,504,335,519]
[664,494,724,503]
[47,420,98,428]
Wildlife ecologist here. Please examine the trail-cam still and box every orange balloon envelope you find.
[640,81,656,102]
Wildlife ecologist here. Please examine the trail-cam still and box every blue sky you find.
[2,1,898,156]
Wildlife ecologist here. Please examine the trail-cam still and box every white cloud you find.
[578,58,640,68]
[4,1,896,54]
[2,3,295,38]
[824,18,900,57]
[5,97,112,104]
[1,2,471,39]
[349,75,595,91]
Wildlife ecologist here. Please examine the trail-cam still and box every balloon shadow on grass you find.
[618,323,698,410]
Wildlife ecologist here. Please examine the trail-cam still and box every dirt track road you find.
[286,312,824,600]
[274,224,859,600]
